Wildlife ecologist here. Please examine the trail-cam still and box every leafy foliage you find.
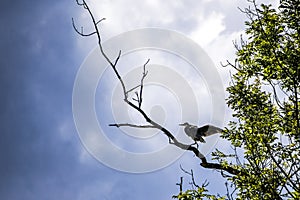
[174,187,226,200]
[175,0,300,199]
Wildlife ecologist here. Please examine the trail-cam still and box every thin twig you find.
[139,59,150,108]
[126,85,141,94]
[180,165,200,188]
[96,17,106,25]
[72,18,97,37]
[176,177,183,194]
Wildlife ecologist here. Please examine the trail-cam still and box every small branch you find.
[221,59,241,72]
[225,181,236,200]
[132,91,139,103]
[76,0,84,6]
[176,177,183,194]
[200,162,245,176]
[268,80,285,110]
[72,18,97,37]
[232,146,242,166]
[139,59,150,108]
[180,165,200,188]
[109,123,155,129]
[96,17,106,25]
[201,179,209,188]
[126,85,141,94]
[113,50,122,67]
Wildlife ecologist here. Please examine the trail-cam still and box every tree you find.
[73,0,300,199]
[176,0,300,199]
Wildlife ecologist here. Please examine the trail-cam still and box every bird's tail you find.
[206,125,223,136]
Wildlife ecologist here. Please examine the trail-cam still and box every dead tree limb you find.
[109,123,155,129]
[73,0,244,176]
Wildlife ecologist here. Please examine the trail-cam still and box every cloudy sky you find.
[1,0,278,199]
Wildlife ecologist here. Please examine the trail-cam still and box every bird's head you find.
[179,122,190,127]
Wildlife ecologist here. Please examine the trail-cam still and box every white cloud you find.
[204,30,244,84]
[189,12,226,47]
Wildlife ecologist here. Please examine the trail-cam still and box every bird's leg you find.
[168,137,174,144]
[195,142,199,149]
[191,141,199,149]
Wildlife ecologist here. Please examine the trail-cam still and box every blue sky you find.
[0,0,277,199]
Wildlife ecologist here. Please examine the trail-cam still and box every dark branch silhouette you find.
[180,164,200,188]
[73,0,244,176]
[109,123,155,129]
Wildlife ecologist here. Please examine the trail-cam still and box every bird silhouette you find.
[179,122,222,143]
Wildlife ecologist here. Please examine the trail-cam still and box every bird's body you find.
[180,122,222,143]
[183,123,206,143]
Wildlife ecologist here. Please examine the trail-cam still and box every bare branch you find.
[132,91,139,103]
[200,162,245,176]
[221,59,240,72]
[225,181,237,200]
[72,18,97,37]
[180,165,200,188]
[126,85,141,94]
[109,123,155,129]
[73,0,245,176]
[176,177,183,194]
[113,50,122,67]
[232,146,242,166]
[96,17,106,25]
[139,59,150,108]
[75,0,84,6]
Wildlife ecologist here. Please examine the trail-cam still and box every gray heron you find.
[179,122,222,143]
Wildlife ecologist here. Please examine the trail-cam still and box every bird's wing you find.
[197,125,209,134]
[204,125,223,136]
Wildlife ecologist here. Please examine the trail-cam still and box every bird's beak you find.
[179,123,184,126]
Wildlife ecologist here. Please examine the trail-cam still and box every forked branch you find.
[73,0,244,176]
